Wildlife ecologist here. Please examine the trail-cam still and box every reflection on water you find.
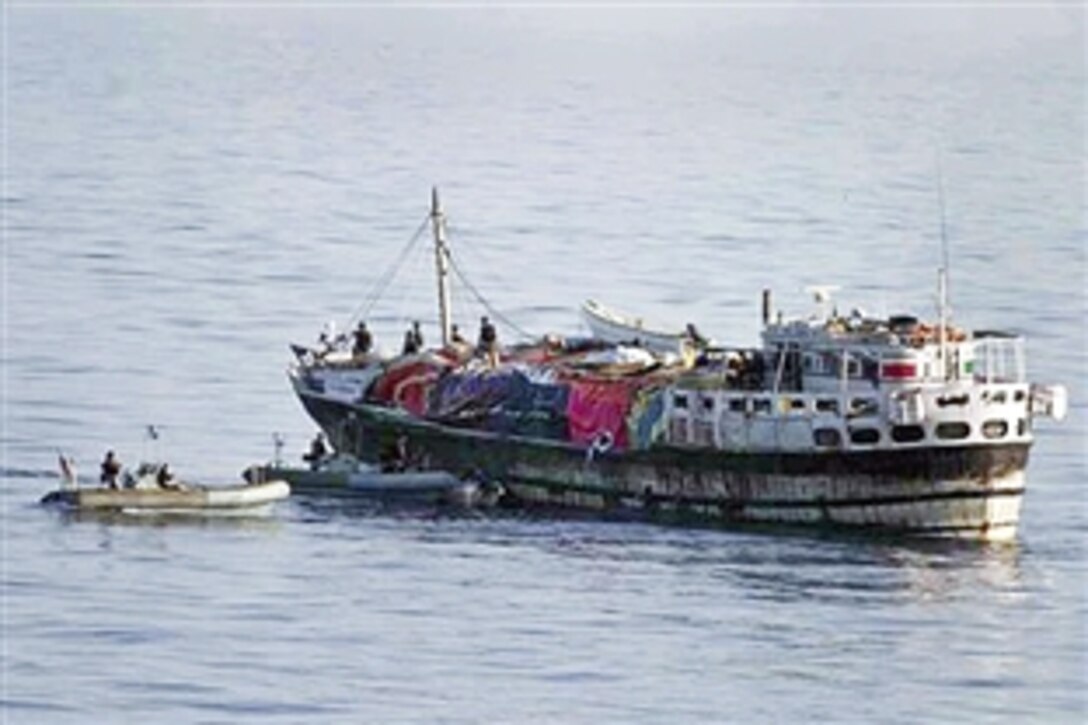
[886,541,1025,602]
[300,498,1029,606]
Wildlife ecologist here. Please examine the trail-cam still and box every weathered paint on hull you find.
[502,471,1024,542]
[299,393,1029,541]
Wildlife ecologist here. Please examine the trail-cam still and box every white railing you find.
[974,336,1026,384]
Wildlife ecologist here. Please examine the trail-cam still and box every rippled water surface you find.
[3,5,1085,723]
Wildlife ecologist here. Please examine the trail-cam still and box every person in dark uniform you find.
[402,328,420,356]
[477,316,498,368]
[411,321,424,350]
[156,463,181,490]
[685,323,709,349]
[352,321,373,357]
[303,433,328,471]
[100,450,121,489]
[450,324,466,345]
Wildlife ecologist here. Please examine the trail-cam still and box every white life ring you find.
[591,430,615,455]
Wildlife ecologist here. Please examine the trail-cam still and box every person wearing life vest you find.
[100,450,121,489]
[353,321,373,357]
[156,463,182,490]
[303,433,328,471]
[402,321,424,356]
[478,316,499,368]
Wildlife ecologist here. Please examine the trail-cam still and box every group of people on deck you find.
[348,315,500,367]
[98,451,181,490]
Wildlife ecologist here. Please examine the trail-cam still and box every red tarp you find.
[369,357,448,416]
[565,380,634,451]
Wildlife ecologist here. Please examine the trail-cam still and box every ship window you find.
[937,394,969,408]
[727,398,747,413]
[936,422,970,440]
[849,428,880,445]
[701,396,715,412]
[847,359,861,377]
[753,398,772,414]
[1014,390,1026,403]
[984,390,1007,405]
[1017,418,1028,436]
[891,425,926,443]
[849,398,879,417]
[815,399,839,414]
[982,420,1008,439]
[673,394,689,409]
[814,428,842,447]
[790,398,807,411]
[803,355,813,371]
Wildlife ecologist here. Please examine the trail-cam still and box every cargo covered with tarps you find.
[366,354,453,417]
[358,349,672,451]
[428,369,571,442]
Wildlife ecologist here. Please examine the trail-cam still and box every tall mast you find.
[431,187,453,347]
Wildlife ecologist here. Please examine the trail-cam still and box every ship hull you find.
[299,393,1029,542]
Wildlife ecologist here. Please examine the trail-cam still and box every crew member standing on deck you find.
[478,315,499,368]
[411,320,424,351]
[352,321,373,358]
[402,328,420,356]
[100,450,121,489]
[685,323,709,350]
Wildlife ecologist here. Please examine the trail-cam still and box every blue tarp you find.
[428,370,570,439]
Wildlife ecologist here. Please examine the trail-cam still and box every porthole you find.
[891,425,926,443]
[673,395,689,410]
[849,428,880,445]
[814,428,842,447]
[983,420,1009,439]
[935,422,970,440]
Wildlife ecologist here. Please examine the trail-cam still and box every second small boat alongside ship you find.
[247,454,504,507]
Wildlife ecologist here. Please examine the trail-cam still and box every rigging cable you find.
[345,214,431,327]
[447,250,536,341]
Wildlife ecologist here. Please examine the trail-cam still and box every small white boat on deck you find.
[582,299,707,355]
[41,461,290,514]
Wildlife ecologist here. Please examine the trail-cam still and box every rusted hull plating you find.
[300,394,1030,541]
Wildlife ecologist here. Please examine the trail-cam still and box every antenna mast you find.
[431,187,453,347]
[936,153,950,380]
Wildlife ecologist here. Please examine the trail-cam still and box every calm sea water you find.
[3,5,1085,723]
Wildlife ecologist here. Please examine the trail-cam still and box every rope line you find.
[447,250,535,341]
[346,214,431,327]
[341,211,535,344]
